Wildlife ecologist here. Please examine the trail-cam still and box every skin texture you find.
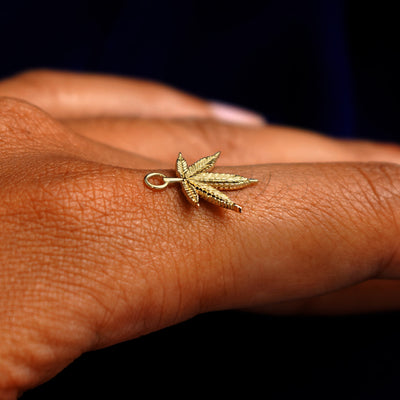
[1,70,400,398]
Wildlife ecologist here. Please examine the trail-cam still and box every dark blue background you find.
[1,0,398,141]
[1,1,399,398]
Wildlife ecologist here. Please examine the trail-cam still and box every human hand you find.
[1,70,400,398]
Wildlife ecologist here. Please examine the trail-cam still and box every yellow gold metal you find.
[144,173,168,189]
[144,152,258,212]
[144,173,184,189]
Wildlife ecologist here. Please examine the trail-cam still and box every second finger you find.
[65,117,400,165]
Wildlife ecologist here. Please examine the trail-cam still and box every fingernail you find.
[210,101,267,126]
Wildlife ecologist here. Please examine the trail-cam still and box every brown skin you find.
[1,70,400,398]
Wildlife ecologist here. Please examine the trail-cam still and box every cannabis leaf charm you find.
[175,152,257,212]
[144,152,258,213]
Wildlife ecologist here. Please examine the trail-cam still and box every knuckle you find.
[293,163,400,229]
[352,162,400,218]
[3,69,60,106]
[262,162,400,259]
[5,69,65,117]
[0,97,40,149]
[350,162,400,275]
[0,97,63,154]
[307,162,400,238]
[0,96,42,124]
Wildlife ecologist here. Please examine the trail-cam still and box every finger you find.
[246,280,400,315]
[0,70,265,124]
[2,150,400,394]
[0,97,165,169]
[65,117,400,165]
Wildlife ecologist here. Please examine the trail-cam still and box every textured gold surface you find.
[176,152,257,213]
[181,179,199,205]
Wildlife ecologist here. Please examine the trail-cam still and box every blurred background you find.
[1,0,399,398]
[1,0,398,141]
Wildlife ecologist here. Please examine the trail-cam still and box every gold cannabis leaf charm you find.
[144,152,258,213]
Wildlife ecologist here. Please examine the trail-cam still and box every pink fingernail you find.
[210,101,267,126]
